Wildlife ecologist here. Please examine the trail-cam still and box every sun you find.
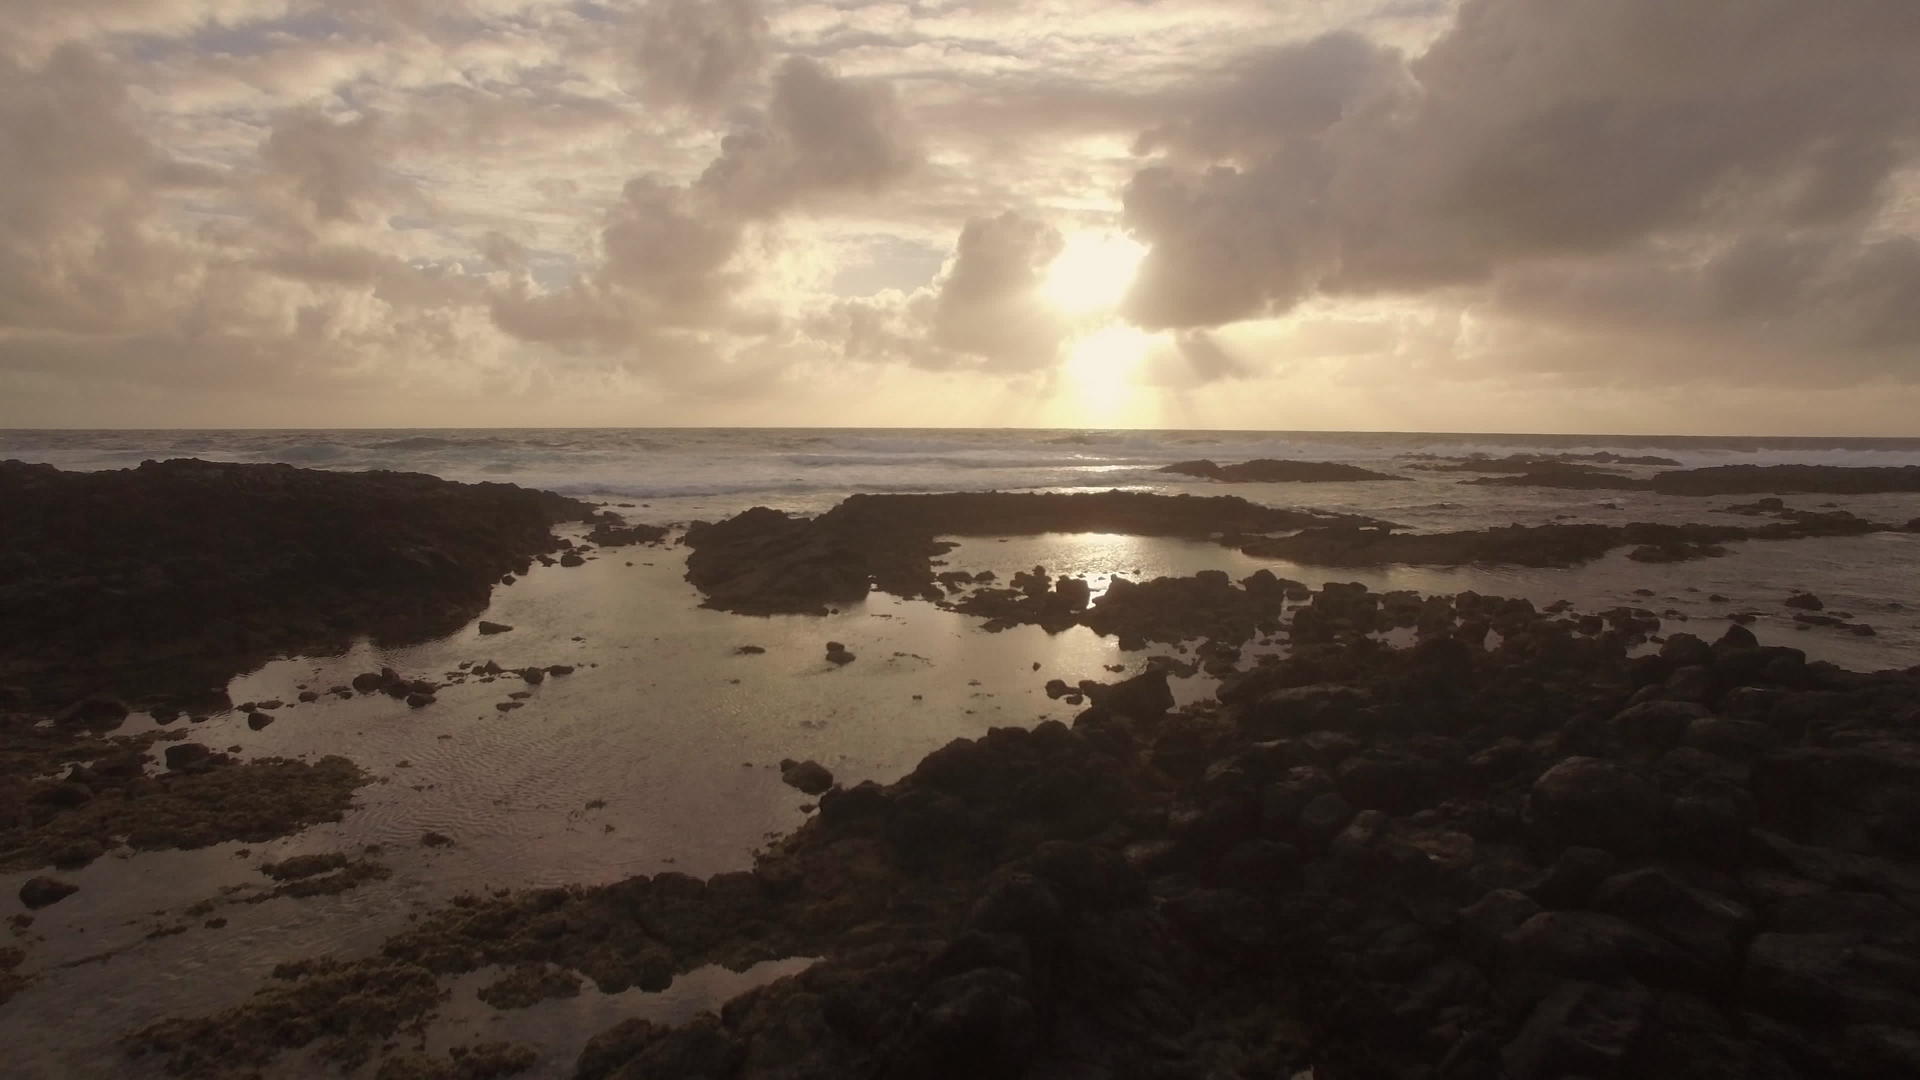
[1060,325,1153,424]
[1039,230,1147,315]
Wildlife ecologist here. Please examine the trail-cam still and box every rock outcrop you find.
[0,459,597,705]
[1159,459,1401,483]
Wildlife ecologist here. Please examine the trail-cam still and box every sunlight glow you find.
[1061,325,1153,424]
[1039,231,1148,315]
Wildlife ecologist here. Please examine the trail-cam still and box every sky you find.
[2,0,1917,433]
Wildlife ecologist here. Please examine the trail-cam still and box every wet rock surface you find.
[1,751,367,872]
[126,582,1920,1079]
[0,458,597,705]
[1158,459,1401,482]
[1409,451,1683,471]
[1238,513,1900,568]
[683,491,1386,615]
[1468,462,1920,496]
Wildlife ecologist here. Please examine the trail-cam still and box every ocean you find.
[9,427,1920,509]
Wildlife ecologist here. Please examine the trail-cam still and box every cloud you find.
[260,107,393,224]
[631,0,769,110]
[804,209,1071,373]
[0,45,183,336]
[1119,0,1920,379]
[926,211,1065,368]
[3,0,1918,428]
[491,54,920,355]
[490,176,745,346]
[697,55,919,217]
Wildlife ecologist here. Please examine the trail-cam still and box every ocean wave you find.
[362,435,522,451]
[539,467,1184,501]
[781,452,1151,470]
[255,442,350,463]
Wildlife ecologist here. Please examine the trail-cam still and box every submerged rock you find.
[780,759,834,795]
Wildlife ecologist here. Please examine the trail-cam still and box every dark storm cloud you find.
[1120,0,1920,375]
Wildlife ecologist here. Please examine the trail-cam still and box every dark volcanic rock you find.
[1480,462,1920,496]
[18,876,79,909]
[162,743,216,772]
[123,597,1920,1080]
[1463,463,1646,490]
[585,515,668,547]
[683,491,1385,615]
[1158,458,1399,482]
[1650,464,1920,496]
[780,759,834,795]
[1239,512,1889,568]
[1413,451,1681,471]
[0,459,593,704]
[1501,979,1651,1079]
[1528,757,1665,855]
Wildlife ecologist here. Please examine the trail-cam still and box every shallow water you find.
[0,533,1142,1078]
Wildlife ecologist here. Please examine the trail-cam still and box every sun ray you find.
[1039,231,1147,316]
[1060,325,1153,425]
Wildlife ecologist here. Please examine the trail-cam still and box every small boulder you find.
[1611,700,1710,749]
[1528,757,1664,855]
[19,877,78,909]
[1526,846,1616,909]
[1083,668,1174,720]
[780,759,834,795]
[1501,979,1651,1080]
[163,743,215,771]
[825,642,856,666]
[1784,592,1824,611]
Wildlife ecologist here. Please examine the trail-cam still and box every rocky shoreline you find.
[684,491,1388,615]
[1,460,664,976]
[1158,459,1401,483]
[126,578,1920,1078]
[5,466,1919,1078]
[1464,463,1920,496]
[0,458,608,706]
[684,492,1918,619]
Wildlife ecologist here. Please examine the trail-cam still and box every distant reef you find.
[1468,463,1920,496]
[1158,458,1401,483]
